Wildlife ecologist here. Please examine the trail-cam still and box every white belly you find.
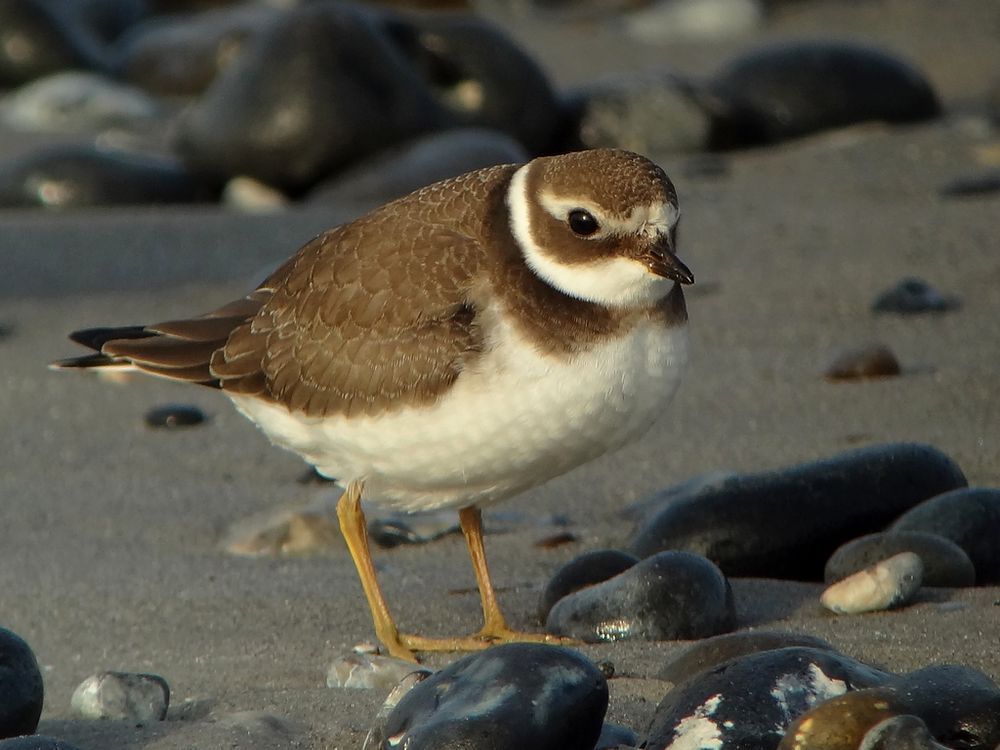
[228,319,688,511]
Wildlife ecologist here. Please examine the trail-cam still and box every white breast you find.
[228,317,687,512]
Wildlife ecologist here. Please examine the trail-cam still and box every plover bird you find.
[54,148,693,661]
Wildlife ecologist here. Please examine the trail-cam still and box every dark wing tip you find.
[68,326,154,351]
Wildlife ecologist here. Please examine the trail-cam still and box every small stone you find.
[371,643,608,750]
[0,628,44,740]
[708,40,940,148]
[825,343,901,381]
[778,687,905,750]
[144,404,206,428]
[596,722,639,749]
[0,737,87,750]
[825,531,975,588]
[368,509,459,548]
[872,278,959,314]
[223,503,342,557]
[546,551,735,643]
[861,715,949,750]
[820,552,923,614]
[538,549,639,621]
[629,443,967,580]
[939,172,1000,198]
[221,176,289,213]
[326,650,430,691]
[891,488,1000,584]
[659,630,837,684]
[534,531,577,548]
[70,671,169,723]
[643,647,890,750]
[623,0,764,42]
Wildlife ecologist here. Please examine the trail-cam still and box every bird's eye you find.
[568,209,600,237]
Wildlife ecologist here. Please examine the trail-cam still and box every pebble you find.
[623,0,764,42]
[307,128,528,213]
[368,508,460,548]
[861,715,949,750]
[70,671,170,723]
[363,670,433,750]
[113,4,281,97]
[327,649,430,691]
[0,738,86,750]
[370,643,608,750]
[539,549,639,621]
[820,552,923,615]
[871,278,959,314]
[778,687,905,750]
[380,13,559,153]
[629,443,967,580]
[223,503,342,557]
[0,0,110,87]
[824,343,902,381]
[643,647,889,750]
[144,403,206,428]
[939,171,1000,198]
[221,175,290,213]
[0,144,211,208]
[708,40,940,148]
[545,551,735,643]
[0,628,44,740]
[0,71,162,135]
[564,71,712,154]
[890,488,1000,583]
[174,3,447,193]
[825,531,976,588]
[658,630,837,685]
[596,722,639,749]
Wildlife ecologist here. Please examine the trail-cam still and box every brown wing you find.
[212,218,487,418]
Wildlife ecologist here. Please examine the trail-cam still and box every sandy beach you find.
[1,1,999,748]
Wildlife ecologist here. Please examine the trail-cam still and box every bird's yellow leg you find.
[336,481,418,662]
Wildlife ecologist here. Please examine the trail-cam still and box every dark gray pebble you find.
[825,342,902,380]
[174,4,448,193]
[643,647,889,750]
[872,277,959,314]
[0,628,44,740]
[372,643,608,750]
[0,145,211,208]
[380,13,559,153]
[825,531,976,587]
[368,509,459,548]
[0,738,85,750]
[307,128,527,214]
[629,443,967,580]
[145,404,206,428]
[658,630,836,684]
[596,722,638,749]
[539,549,639,621]
[708,40,940,148]
[890,488,1000,583]
[862,715,949,750]
[113,4,280,97]
[546,551,735,643]
[940,171,1000,198]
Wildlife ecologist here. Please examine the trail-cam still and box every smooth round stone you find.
[884,664,1000,750]
[221,175,289,214]
[0,71,162,135]
[174,4,448,193]
[820,552,923,615]
[0,0,110,87]
[871,278,959,314]
[939,171,1000,198]
[0,145,210,208]
[861,715,949,750]
[307,128,527,213]
[144,404,206,428]
[629,443,967,580]
[708,40,940,148]
[623,0,764,42]
[643,647,890,750]
[777,687,905,750]
[890,488,1000,584]
[373,643,608,750]
[0,628,44,740]
[824,343,901,381]
[546,551,735,643]
[596,722,639,749]
[327,650,430,691]
[380,13,559,153]
[564,72,712,154]
[368,509,459,548]
[658,630,836,684]
[539,549,639,621]
[0,737,86,750]
[113,5,281,97]
[70,671,169,722]
[825,531,975,588]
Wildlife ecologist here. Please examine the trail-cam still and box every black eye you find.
[568,209,599,237]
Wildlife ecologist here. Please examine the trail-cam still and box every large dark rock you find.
[0,628,44,740]
[546,551,735,643]
[708,40,940,148]
[370,643,608,750]
[890,488,1000,584]
[174,3,449,193]
[629,443,967,580]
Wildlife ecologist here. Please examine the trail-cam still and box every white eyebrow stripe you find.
[538,191,679,239]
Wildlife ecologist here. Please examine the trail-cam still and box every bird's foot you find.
[394,627,579,658]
